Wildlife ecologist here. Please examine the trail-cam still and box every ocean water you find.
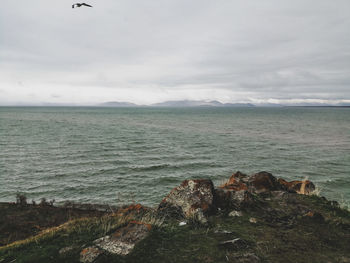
[0,107,349,207]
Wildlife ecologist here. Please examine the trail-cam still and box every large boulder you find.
[248,171,285,194]
[158,179,215,223]
[214,188,253,210]
[216,171,280,210]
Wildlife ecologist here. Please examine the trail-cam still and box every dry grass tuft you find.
[309,185,322,197]
[0,213,133,251]
[138,210,165,227]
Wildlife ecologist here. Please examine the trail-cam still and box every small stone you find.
[179,221,187,226]
[80,246,103,263]
[229,210,243,217]
[249,217,257,224]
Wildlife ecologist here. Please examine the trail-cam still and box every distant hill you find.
[99,101,139,107]
[150,100,255,107]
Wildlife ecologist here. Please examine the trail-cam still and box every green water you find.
[0,107,349,206]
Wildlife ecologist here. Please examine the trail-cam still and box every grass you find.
[1,194,350,263]
[0,205,150,263]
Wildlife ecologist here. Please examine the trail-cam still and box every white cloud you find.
[1,0,349,105]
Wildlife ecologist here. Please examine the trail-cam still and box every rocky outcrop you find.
[158,179,215,223]
[157,171,318,224]
[79,171,319,260]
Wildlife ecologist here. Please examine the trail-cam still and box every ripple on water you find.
[0,107,349,206]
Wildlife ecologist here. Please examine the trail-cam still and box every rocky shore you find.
[0,171,349,263]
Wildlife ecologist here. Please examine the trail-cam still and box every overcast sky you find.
[1,0,350,105]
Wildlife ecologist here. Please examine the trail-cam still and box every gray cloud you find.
[0,0,349,105]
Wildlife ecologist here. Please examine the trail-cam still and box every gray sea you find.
[0,107,349,207]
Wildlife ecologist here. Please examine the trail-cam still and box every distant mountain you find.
[151,100,255,107]
[288,103,350,107]
[96,100,350,108]
[253,103,283,107]
[99,101,139,107]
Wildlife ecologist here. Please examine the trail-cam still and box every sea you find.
[0,107,349,207]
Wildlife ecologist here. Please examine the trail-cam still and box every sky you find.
[1,0,350,105]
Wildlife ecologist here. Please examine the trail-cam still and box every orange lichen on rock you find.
[305,211,314,217]
[219,171,248,191]
[80,246,103,263]
[80,248,90,255]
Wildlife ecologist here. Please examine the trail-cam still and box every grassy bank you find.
[1,193,349,263]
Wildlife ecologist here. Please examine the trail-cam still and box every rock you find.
[214,229,234,234]
[220,171,249,191]
[179,221,187,226]
[214,188,253,210]
[229,210,243,217]
[278,178,315,194]
[80,246,103,263]
[249,217,257,224]
[94,221,151,256]
[158,179,215,223]
[248,171,284,194]
[219,171,291,195]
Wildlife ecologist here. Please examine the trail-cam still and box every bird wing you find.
[81,3,93,7]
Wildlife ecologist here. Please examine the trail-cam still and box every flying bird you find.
[72,3,93,8]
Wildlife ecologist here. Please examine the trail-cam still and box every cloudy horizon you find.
[1,0,350,106]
